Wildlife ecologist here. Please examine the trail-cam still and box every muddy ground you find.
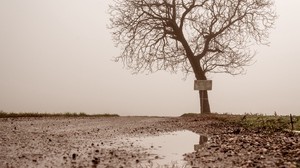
[0,116,299,168]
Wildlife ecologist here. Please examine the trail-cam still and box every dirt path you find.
[0,116,299,167]
[0,117,175,167]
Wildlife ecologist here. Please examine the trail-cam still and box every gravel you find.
[0,116,299,167]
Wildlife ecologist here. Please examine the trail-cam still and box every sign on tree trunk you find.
[194,80,212,91]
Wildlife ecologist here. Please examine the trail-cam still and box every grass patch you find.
[225,114,300,132]
[235,114,299,131]
[0,110,119,118]
[181,112,300,131]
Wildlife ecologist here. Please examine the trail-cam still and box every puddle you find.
[127,130,208,167]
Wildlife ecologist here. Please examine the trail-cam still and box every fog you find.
[0,0,299,116]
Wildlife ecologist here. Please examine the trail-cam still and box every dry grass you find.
[181,112,300,131]
[0,110,119,118]
[236,113,300,131]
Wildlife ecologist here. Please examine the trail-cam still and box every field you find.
[0,113,299,167]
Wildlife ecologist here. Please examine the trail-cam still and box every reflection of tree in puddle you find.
[127,130,200,166]
[194,135,208,151]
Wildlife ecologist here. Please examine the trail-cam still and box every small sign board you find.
[194,80,212,91]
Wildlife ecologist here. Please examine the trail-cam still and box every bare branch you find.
[109,0,276,76]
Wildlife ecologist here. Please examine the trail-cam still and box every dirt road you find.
[0,117,176,167]
[0,116,299,167]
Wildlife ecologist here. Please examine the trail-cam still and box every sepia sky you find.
[0,0,299,116]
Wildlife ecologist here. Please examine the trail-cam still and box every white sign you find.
[194,80,212,91]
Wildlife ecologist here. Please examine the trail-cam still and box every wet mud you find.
[0,116,300,167]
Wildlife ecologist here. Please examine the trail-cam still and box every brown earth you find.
[0,116,299,168]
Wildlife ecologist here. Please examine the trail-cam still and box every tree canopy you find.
[109,0,276,77]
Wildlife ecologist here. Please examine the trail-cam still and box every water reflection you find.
[127,130,208,167]
[194,135,208,151]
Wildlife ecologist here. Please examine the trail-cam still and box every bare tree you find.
[109,0,276,114]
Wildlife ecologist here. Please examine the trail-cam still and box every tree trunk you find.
[194,70,211,114]
[199,90,211,114]
[176,31,211,114]
[174,26,211,114]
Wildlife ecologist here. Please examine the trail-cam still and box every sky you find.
[0,0,299,116]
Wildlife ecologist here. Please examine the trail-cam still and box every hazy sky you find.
[0,0,299,116]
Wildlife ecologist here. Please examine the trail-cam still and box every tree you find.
[109,0,276,114]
